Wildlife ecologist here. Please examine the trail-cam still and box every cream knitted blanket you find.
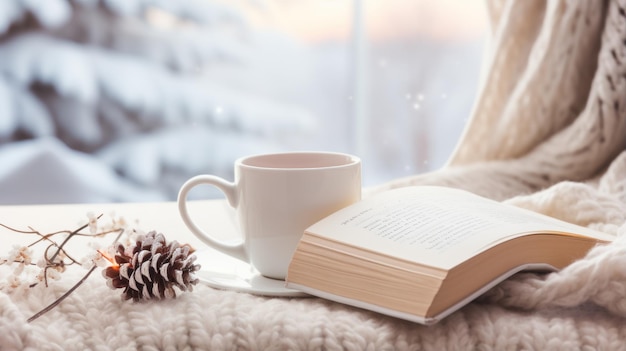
[2,0,626,349]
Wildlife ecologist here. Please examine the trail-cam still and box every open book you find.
[285,186,613,325]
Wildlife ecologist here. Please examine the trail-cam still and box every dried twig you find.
[48,214,102,263]
[0,214,128,322]
[27,265,98,323]
[26,227,125,323]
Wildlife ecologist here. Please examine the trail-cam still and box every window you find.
[0,0,486,204]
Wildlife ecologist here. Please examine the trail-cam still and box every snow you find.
[0,0,485,204]
[0,0,23,34]
[12,86,55,137]
[0,33,99,103]
[0,139,165,204]
[0,78,16,138]
[22,0,71,28]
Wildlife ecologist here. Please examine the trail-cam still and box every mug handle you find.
[177,175,248,263]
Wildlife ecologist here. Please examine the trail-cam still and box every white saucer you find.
[194,248,308,297]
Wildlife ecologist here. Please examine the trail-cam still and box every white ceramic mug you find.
[177,151,361,279]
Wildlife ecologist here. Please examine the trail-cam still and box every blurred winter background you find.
[0,0,486,205]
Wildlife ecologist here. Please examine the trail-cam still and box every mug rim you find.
[237,151,360,171]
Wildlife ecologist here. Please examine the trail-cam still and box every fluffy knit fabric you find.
[3,0,626,349]
[373,0,626,201]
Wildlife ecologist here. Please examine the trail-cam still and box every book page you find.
[306,186,612,269]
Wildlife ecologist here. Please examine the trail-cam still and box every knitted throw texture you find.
[3,0,626,349]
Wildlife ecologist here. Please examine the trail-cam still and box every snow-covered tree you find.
[0,0,315,202]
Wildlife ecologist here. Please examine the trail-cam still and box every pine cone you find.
[103,231,200,301]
